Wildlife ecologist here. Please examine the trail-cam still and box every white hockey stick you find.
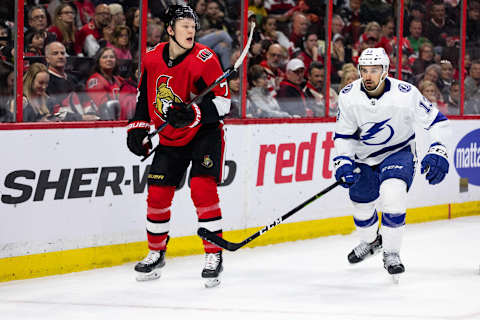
[141,22,256,162]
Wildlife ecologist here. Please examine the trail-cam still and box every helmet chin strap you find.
[169,30,190,51]
[362,71,388,94]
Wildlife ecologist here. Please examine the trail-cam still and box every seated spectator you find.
[464,59,480,114]
[22,62,57,122]
[247,64,289,118]
[101,20,115,48]
[339,0,362,46]
[438,60,454,99]
[359,0,392,25]
[277,58,309,117]
[331,14,345,38]
[389,48,414,84]
[25,6,57,53]
[0,64,14,122]
[303,61,338,117]
[147,23,164,50]
[196,0,233,69]
[227,71,241,118]
[407,19,430,55]
[45,41,97,121]
[354,21,381,53]
[416,64,441,88]
[24,30,46,57]
[260,15,292,51]
[288,12,309,51]
[86,47,136,120]
[74,0,96,26]
[48,4,77,56]
[107,26,132,60]
[424,0,456,48]
[412,42,435,75]
[467,0,480,47]
[419,80,447,114]
[339,68,359,91]
[376,17,396,55]
[75,3,112,57]
[260,42,287,97]
[109,3,126,26]
[445,80,460,115]
[331,33,352,84]
[248,0,268,26]
[126,7,139,58]
[294,31,322,77]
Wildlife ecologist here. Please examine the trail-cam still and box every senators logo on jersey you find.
[154,75,183,120]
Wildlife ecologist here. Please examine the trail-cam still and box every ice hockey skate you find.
[383,251,405,283]
[202,251,223,288]
[134,250,166,281]
[348,233,382,264]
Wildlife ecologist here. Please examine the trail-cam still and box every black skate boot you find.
[348,233,382,264]
[135,250,166,281]
[383,252,405,284]
[202,251,223,288]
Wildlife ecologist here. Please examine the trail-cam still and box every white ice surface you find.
[1,216,479,320]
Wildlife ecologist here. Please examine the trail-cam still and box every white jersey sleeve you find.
[333,83,358,161]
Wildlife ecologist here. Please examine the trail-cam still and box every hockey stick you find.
[198,180,342,251]
[141,22,256,162]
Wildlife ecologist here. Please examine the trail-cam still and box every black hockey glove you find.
[166,102,202,129]
[127,121,152,157]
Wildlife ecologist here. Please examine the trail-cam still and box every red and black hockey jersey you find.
[134,42,231,147]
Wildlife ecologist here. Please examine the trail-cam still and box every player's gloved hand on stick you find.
[334,156,360,188]
[127,120,152,157]
[166,101,201,129]
[421,143,449,185]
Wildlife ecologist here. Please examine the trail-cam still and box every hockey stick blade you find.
[198,180,342,251]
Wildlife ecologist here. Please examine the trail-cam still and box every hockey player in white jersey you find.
[333,48,449,280]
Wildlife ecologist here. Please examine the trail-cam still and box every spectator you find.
[86,47,122,119]
[107,25,132,60]
[277,58,309,117]
[75,0,96,26]
[339,0,362,46]
[466,1,480,46]
[303,61,338,117]
[247,64,289,118]
[126,7,139,58]
[389,47,414,84]
[417,64,441,88]
[412,42,435,75]
[196,0,233,69]
[424,0,456,48]
[331,33,352,84]
[147,23,163,50]
[45,41,97,121]
[248,0,268,26]
[359,0,392,25]
[24,30,46,56]
[294,31,322,78]
[404,3,426,37]
[226,71,241,118]
[438,59,454,99]
[419,80,447,114]
[407,19,429,55]
[464,59,480,102]
[109,3,126,26]
[260,15,292,51]
[331,14,345,36]
[48,4,77,55]
[260,42,286,97]
[339,68,359,91]
[445,81,460,115]
[25,5,57,50]
[22,62,56,122]
[289,12,309,51]
[377,17,395,55]
[0,64,14,122]
[75,3,112,57]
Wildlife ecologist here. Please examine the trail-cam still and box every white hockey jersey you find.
[334,77,449,166]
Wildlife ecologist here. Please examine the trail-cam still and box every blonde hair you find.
[364,21,381,34]
[419,80,441,101]
[23,63,50,116]
[339,69,359,90]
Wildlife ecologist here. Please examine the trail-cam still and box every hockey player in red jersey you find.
[126,4,230,288]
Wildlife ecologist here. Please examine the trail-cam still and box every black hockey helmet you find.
[164,5,200,31]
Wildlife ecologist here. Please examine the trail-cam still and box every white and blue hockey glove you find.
[334,156,360,188]
[421,143,449,185]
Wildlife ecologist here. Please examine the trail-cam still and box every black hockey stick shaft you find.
[198,180,342,251]
[140,22,256,162]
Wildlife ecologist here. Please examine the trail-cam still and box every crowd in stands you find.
[0,0,479,123]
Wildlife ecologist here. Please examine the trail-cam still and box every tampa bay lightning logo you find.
[360,118,394,145]
[398,83,411,93]
[341,83,353,94]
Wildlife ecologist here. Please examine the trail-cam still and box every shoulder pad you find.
[340,83,353,94]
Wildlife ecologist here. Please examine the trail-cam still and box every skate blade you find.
[135,270,161,281]
[204,277,221,288]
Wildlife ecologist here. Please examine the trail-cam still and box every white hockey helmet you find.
[357,48,390,92]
